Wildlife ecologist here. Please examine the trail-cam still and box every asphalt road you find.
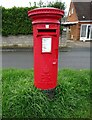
[2,47,90,69]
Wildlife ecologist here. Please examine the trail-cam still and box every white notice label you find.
[42,38,52,53]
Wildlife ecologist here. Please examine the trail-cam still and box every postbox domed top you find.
[28,7,64,24]
[28,7,64,16]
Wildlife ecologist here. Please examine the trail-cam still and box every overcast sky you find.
[1,0,71,12]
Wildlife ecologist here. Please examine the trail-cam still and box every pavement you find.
[1,35,91,50]
[66,40,90,48]
[1,39,91,51]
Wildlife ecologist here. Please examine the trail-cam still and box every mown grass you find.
[2,69,91,118]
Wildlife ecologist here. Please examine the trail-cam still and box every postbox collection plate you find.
[42,37,52,53]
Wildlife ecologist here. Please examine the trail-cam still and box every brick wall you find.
[67,2,79,41]
[70,23,80,41]
[67,2,78,22]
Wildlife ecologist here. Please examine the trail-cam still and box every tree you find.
[29,2,32,7]
[34,2,37,7]
[47,1,65,10]
[38,0,44,7]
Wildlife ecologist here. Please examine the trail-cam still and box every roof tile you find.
[73,1,92,20]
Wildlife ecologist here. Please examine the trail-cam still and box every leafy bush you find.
[2,7,37,36]
[2,69,91,118]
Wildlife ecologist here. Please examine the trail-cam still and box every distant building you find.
[62,0,92,41]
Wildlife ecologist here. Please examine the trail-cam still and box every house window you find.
[69,11,71,16]
[71,8,74,14]
[87,26,91,38]
[91,25,92,39]
[81,25,87,37]
[80,24,92,41]
[69,8,74,16]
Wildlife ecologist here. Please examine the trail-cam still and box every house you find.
[62,0,92,41]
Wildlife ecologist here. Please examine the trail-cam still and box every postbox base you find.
[42,88,56,99]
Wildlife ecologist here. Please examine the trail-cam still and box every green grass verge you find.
[2,69,91,118]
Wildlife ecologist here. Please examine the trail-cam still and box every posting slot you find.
[38,29,57,35]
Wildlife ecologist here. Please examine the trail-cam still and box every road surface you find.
[2,47,90,69]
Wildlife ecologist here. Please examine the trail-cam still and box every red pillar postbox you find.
[28,8,64,90]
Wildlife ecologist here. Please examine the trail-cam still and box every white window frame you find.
[80,24,92,41]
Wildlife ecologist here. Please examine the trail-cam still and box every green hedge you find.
[2,6,64,36]
[2,7,37,36]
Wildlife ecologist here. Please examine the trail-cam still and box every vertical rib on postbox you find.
[28,8,64,90]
